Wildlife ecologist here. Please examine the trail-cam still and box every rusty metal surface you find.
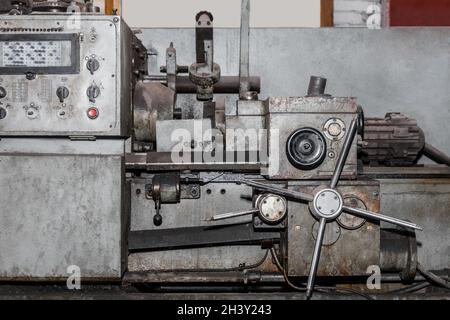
[378,178,450,271]
[128,247,279,275]
[123,271,280,284]
[266,97,358,180]
[133,82,175,143]
[287,180,380,277]
[380,226,418,282]
[362,113,425,166]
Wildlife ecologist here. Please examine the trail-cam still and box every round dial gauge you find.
[257,194,288,225]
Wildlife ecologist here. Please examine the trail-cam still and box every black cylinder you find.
[144,76,261,94]
[177,76,261,94]
[307,76,327,96]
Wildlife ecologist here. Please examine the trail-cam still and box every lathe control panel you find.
[0,15,133,137]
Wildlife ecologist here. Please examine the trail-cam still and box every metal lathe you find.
[0,0,449,300]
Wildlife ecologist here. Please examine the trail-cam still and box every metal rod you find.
[242,180,314,202]
[330,119,358,189]
[207,209,258,222]
[423,143,450,167]
[124,271,285,285]
[306,218,327,299]
[142,75,261,94]
[239,0,251,99]
[343,206,423,231]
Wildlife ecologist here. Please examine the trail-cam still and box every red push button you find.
[87,107,99,119]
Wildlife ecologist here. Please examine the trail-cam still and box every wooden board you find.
[321,0,334,27]
[105,0,121,15]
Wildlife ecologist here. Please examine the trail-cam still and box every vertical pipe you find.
[239,0,251,99]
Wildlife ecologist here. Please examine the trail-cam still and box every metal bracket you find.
[129,223,281,252]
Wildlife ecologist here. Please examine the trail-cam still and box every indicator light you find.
[87,107,99,119]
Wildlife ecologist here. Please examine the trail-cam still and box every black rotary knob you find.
[0,86,7,99]
[86,85,100,103]
[86,58,100,75]
[56,86,69,103]
[286,128,327,170]
[0,107,7,120]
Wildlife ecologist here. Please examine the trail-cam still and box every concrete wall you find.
[121,0,320,28]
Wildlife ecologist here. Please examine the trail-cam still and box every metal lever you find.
[153,199,163,226]
[330,119,358,189]
[207,209,258,222]
[342,206,422,231]
[306,218,326,299]
[241,180,314,202]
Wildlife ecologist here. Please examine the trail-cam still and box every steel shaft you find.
[306,218,327,299]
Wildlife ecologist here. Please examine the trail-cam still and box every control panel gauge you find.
[0,34,79,74]
[0,41,72,67]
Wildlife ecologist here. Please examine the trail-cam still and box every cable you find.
[417,263,450,290]
[383,264,449,294]
[269,248,374,300]
[270,248,306,292]
[387,282,430,294]
[322,287,374,300]
[158,249,270,274]
[200,172,225,185]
